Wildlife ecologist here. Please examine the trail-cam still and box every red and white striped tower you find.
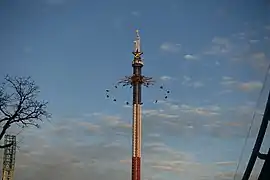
[131,30,143,180]
[115,30,154,180]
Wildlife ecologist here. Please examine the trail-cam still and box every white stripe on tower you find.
[137,104,141,157]
[132,104,137,157]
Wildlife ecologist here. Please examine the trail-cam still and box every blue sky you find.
[0,0,270,179]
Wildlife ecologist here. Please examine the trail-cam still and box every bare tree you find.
[0,75,51,148]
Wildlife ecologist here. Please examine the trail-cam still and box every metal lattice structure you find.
[241,89,270,180]
[1,135,16,180]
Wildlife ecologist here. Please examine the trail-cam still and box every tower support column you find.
[132,102,142,180]
[112,30,153,180]
[131,64,142,180]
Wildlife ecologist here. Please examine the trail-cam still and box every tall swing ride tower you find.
[106,30,169,180]
[117,30,154,180]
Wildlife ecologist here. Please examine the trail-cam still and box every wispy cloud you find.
[217,89,233,95]
[220,76,237,86]
[222,76,233,81]
[249,39,260,43]
[238,81,263,91]
[177,104,220,116]
[249,52,269,71]
[215,161,237,166]
[220,77,262,92]
[150,101,220,117]
[131,11,141,17]
[252,52,266,59]
[9,103,264,180]
[182,76,204,88]
[204,37,232,55]
[265,25,270,30]
[215,172,259,180]
[77,122,100,132]
[160,75,174,81]
[231,32,246,40]
[143,109,179,118]
[184,54,198,60]
[183,75,191,82]
[160,42,181,53]
[202,32,253,62]
[190,81,204,88]
[120,143,220,178]
[97,114,132,129]
[205,28,269,74]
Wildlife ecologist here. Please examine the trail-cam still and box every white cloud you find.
[155,102,220,117]
[222,76,233,81]
[182,76,204,88]
[184,54,198,60]
[5,100,265,180]
[220,77,262,92]
[183,80,204,88]
[143,109,179,119]
[220,80,237,86]
[123,104,132,108]
[249,39,260,43]
[215,161,237,166]
[204,37,231,55]
[148,133,161,137]
[238,81,263,91]
[98,114,132,129]
[248,52,269,72]
[179,105,220,116]
[131,11,140,17]
[252,52,266,59]
[231,32,246,40]
[191,81,204,88]
[7,121,227,180]
[120,143,223,179]
[77,122,100,132]
[183,75,191,82]
[217,89,233,95]
[203,35,251,59]
[220,76,237,86]
[212,37,230,45]
[160,42,181,53]
[160,75,174,81]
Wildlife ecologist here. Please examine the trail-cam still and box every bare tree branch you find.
[0,75,51,148]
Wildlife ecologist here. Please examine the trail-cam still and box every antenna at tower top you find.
[134,29,141,53]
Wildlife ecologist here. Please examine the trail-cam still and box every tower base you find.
[132,157,141,180]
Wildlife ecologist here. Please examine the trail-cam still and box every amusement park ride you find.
[105,30,270,180]
[0,30,269,180]
[105,30,171,180]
